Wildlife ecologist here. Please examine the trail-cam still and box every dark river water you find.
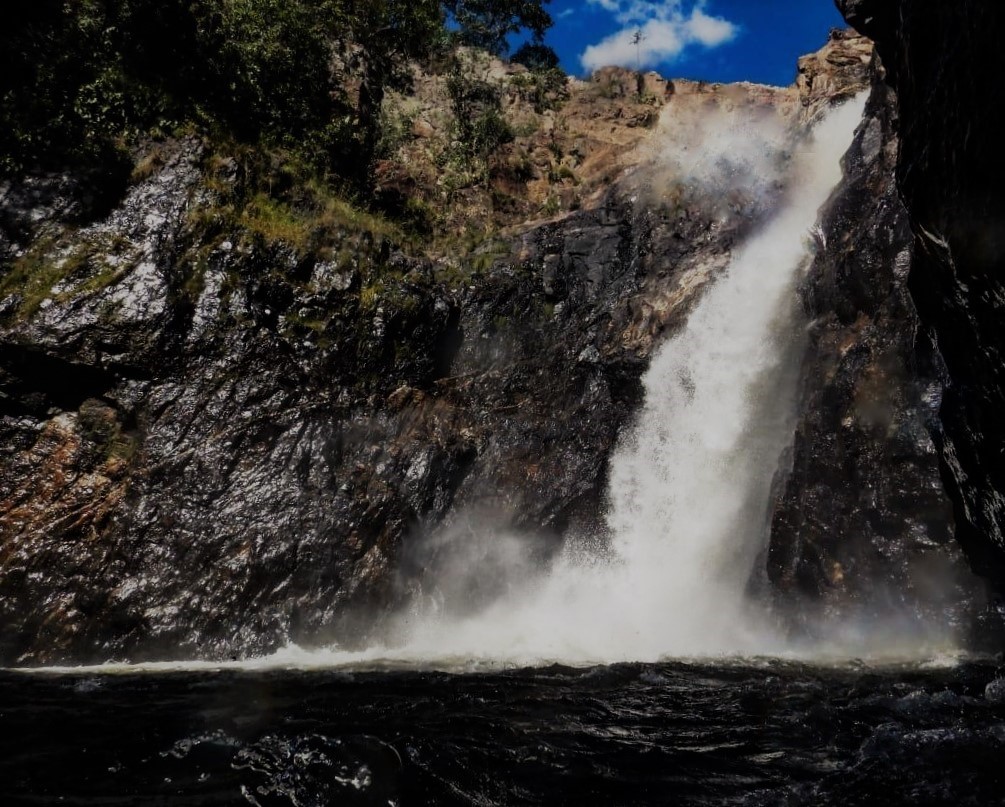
[2,658,1005,806]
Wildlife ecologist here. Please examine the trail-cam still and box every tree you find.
[510,42,560,72]
[631,28,646,72]
[0,0,556,195]
[0,0,346,175]
[447,68,513,163]
[332,0,556,193]
[331,0,444,192]
[443,0,552,55]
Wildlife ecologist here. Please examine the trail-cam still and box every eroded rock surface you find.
[768,63,994,645]
[835,0,1005,622]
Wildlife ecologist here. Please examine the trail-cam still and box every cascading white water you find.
[598,95,869,656]
[310,94,870,668]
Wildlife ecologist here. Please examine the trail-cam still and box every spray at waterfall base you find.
[290,92,963,668]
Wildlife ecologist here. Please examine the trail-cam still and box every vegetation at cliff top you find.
[0,0,557,198]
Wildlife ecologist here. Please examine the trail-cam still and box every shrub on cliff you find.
[445,0,552,55]
[0,0,345,177]
[448,70,514,162]
[2,1,553,171]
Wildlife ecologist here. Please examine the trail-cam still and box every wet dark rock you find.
[984,678,1005,704]
[834,0,1005,616]
[0,126,751,664]
[0,172,118,264]
[768,61,993,643]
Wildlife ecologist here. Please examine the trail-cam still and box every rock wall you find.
[834,1,1005,615]
[768,58,993,644]
[0,113,764,665]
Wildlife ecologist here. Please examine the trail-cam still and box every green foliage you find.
[447,71,514,160]
[510,42,566,113]
[0,239,71,320]
[399,197,437,237]
[511,42,560,72]
[0,234,135,321]
[0,0,555,220]
[444,0,552,55]
[541,193,560,216]
[201,0,341,141]
[509,67,568,113]
[375,105,418,161]
[548,164,577,184]
[0,0,346,177]
[230,175,406,253]
[1,1,128,174]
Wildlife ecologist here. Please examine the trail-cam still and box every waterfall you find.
[320,95,869,667]
[600,94,869,655]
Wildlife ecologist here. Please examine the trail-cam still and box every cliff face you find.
[0,55,818,663]
[7,28,969,665]
[768,55,993,644]
[833,2,1005,602]
[0,157,643,663]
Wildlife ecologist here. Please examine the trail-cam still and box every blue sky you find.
[543,0,847,86]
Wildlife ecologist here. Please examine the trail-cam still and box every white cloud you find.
[581,1,737,73]
[686,8,736,47]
